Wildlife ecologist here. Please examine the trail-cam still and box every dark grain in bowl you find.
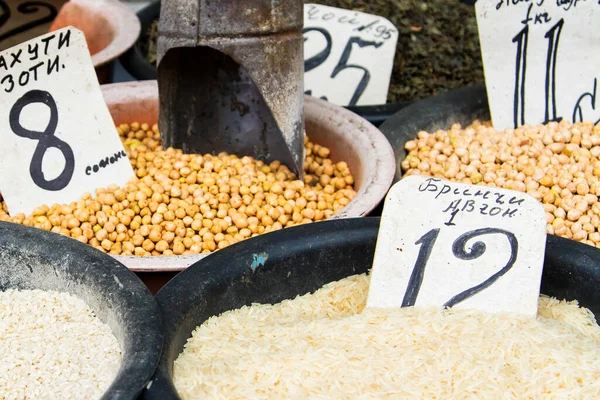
[139,0,483,103]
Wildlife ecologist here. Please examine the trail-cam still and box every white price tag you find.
[303,4,398,107]
[367,176,547,317]
[476,0,600,130]
[0,27,134,216]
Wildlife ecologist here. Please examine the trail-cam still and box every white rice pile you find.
[174,273,600,399]
[0,289,122,399]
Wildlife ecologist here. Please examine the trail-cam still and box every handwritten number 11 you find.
[401,227,519,308]
[512,19,564,129]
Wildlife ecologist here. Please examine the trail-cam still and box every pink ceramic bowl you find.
[101,80,395,290]
[50,0,140,83]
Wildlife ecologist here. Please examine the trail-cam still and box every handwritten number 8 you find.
[9,90,74,191]
[402,227,518,308]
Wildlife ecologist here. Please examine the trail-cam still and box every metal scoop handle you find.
[156,0,305,177]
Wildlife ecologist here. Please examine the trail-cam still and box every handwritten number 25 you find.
[302,28,382,106]
[402,227,519,308]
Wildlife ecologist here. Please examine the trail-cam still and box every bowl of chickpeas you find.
[379,84,600,250]
[0,80,395,291]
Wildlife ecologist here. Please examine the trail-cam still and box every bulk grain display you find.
[401,119,600,248]
[0,290,121,399]
[139,0,483,103]
[0,220,163,399]
[172,273,600,398]
[0,123,357,257]
[147,217,600,399]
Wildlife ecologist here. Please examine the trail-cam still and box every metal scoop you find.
[156,0,305,178]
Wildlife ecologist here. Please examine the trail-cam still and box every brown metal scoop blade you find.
[156,0,305,178]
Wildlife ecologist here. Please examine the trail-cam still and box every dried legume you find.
[0,123,356,256]
[401,119,600,247]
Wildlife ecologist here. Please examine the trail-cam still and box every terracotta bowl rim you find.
[83,0,141,68]
[101,80,395,272]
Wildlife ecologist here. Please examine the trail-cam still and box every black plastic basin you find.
[144,217,600,399]
[0,221,163,400]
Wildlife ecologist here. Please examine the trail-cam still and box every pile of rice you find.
[174,273,600,399]
[0,289,122,399]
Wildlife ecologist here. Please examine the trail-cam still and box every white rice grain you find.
[0,289,122,400]
[174,273,600,399]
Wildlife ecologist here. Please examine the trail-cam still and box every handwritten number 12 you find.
[512,19,564,129]
[401,227,518,308]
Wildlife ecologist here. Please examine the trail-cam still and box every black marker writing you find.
[85,150,128,176]
[303,27,384,106]
[303,27,332,72]
[401,228,440,307]
[9,90,74,191]
[418,178,525,208]
[330,36,382,106]
[443,198,519,219]
[513,25,528,128]
[543,19,563,124]
[444,209,459,226]
[512,14,565,128]
[443,228,518,308]
[401,227,519,309]
[0,28,70,93]
[443,199,475,214]
[0,54,62,93]
[572,78,600,124]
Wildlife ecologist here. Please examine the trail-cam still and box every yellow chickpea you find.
[0,123,356,256]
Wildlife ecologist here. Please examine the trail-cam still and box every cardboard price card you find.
[303,4,398,107]
[0,27,134,216]
[476,0,600,130]
[367,176,547,317]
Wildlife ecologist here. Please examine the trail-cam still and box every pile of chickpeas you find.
[401,119,600,247]
[0,123,356,256]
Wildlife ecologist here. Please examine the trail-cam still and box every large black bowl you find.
[143,217,600,399]
[0,221,163,400]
